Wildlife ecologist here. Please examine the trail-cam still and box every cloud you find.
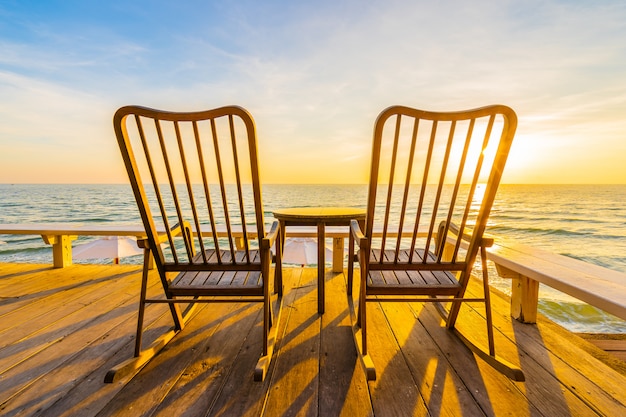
[1,1,625,183]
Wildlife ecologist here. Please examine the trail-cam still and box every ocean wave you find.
[489,225,592,237]
[539,300,626,333]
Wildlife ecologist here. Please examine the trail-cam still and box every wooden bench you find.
[0,224,152,268]
[487,241,626,323]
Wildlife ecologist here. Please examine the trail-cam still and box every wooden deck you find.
[1,263,625,416]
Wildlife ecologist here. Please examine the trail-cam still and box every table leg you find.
[317,221,325,314]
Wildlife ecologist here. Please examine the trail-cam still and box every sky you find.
[0,0,625,184]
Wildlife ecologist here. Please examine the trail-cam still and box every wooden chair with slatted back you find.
[347,105,524,381]
[106,105,282,383]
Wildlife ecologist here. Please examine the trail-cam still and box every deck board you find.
[0,262,625,416]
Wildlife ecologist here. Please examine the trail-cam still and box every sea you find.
[1,183,625,334]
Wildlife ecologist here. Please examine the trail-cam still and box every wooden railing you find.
[2,223,625,325]
[0,223,351,271]
[487,241,626,323]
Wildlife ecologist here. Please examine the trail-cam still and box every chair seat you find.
[169,249,264,296]
[365,248,462,295]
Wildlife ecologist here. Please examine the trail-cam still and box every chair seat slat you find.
[172,269,263,290]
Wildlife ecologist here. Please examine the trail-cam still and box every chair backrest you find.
[365,105,517,272]
[114,105,266,273]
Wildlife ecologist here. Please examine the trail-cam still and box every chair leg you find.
[254,290,283,381]
[134,249,151,356]
[347,268,376,381]
[263,284,270,357]
[254,253,284,381]
[445,246,525,382]
[105,249,191,384]
[481,246,496,356]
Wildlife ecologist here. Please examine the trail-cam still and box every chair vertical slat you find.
[210,118,235,264]
[193,121,219,260]
[242,110,265,247]
[190,121,209,262]
[439,118,475,263]
[457,114,496,268]
[423,120,454,263]
[173,120,200,261]
[395,118,420,262]
[448,118,478,262]
[228,114,251,263]
[155,119,189,264]
[379,115,403,262]
[409,121,436,263]
[136,116,178,264]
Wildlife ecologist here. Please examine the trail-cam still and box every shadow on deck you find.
[0,263,625,416]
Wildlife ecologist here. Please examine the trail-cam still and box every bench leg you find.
[42,234,77,268]
[332,237,344,272]
[511,275,539,323]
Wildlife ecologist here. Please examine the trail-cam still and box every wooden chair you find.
[347,105,524,381]
[106,105,282,382]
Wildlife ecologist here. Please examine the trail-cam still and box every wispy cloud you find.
[1,0,625,183]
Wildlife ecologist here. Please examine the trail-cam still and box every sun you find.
[501,135,543,183]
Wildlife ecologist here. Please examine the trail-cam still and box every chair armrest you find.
[441,221,495,248]
[137,221,191,249]
[262,220,280,250]
[350,219,366,248]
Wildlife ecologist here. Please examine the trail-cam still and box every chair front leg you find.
[262,252,271,356]
[481,245,495,356]
[134,247,151,357]
[358,247,368,354]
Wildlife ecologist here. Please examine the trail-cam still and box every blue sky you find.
[1,0,625,183]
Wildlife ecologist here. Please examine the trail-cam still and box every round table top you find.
[272,207,366,222]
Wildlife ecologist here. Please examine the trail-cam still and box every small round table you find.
[272,207,366,314]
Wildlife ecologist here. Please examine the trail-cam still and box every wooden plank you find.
[0,267,143,375]
[146,273,287,417]
[0,268,143,376]
[0,264,99,299]
[1,263,626,416]
[1,274,167,416]
[319,271,374,416]
[380,301,486,416]
[0,223,148,236]
[414,301,546,416]
[0,264,57,294]
[365,301,430,416]
[95,301,258,417]
[262,267,321,416]
[204,267,302,417]
[463,276,626,415]
[0,267,142,347]
[0,267,167,406]
[579,334,626,362]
